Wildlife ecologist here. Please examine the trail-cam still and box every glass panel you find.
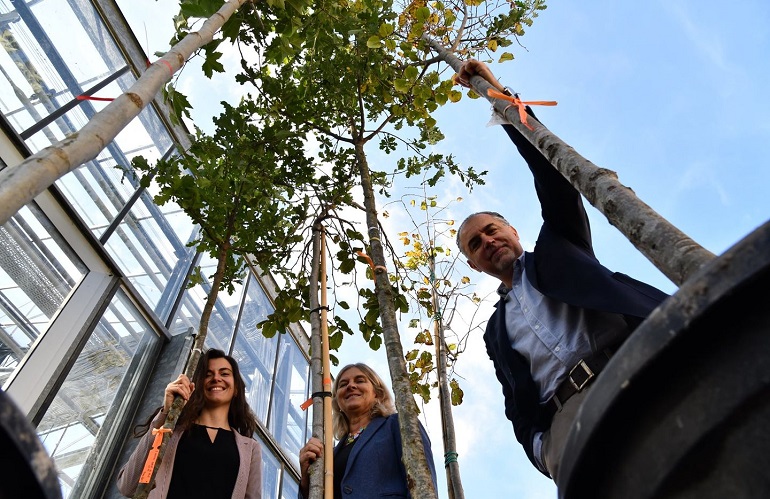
[269,334,309,467]
[257,434,281,499]
[232,274,278,424]
[167,254,246,351]
[200,253,245,352]
[103,189,196,311]
[0,203,86,386]
[53,112,169,239]
[281,472,300,499]
[0,0,174,238]
[36,288,159,497]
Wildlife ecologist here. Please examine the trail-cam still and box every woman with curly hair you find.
[118,349,262,498]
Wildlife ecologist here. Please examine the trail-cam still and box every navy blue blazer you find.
[484,124,669,475]
[302,413,437,499]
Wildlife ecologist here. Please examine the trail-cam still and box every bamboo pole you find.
[319,228,334,499]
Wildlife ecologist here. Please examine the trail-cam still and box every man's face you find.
[460,214,523,284]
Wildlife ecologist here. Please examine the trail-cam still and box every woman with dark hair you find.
[298,363,437,499]
[117,349,262,498]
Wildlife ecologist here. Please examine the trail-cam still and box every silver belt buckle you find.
[568,359,594,391]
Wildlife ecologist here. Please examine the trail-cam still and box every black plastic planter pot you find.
[560,220,770,499]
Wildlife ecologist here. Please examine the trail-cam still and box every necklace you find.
[346,425,366,445]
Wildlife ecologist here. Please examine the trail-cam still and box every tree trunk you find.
[428,39,715,286]
[0,0,250,226]
[306,222,326,499]
[429,258,464,499]
[133,242,229,498]
[353,142,438,499]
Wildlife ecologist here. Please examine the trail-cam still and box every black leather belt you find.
[546,348,614,413]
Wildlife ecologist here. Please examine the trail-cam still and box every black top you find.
[333,438,357,499]
[167,424,240,499]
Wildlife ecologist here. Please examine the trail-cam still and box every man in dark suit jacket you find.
[455,60,669,485]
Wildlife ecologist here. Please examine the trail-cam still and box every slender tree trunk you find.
[429,258,464,499]
[306,222,326,499]
[353,142,438,499]
[427,39,715,286]
[133,242,229,498]
[0,0,250,226]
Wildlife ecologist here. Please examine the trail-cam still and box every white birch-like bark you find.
[0,0,249,226]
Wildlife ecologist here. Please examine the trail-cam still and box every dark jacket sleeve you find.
[484,307,551,477]
[501,123,593,254]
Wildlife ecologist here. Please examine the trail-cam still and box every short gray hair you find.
[456,211,511,257]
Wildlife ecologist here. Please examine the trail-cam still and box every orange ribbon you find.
[356,251,387,277]
[487,89,557,131]
[139,427,173,484]
[76,95,114,102]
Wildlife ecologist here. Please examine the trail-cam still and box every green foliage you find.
[159,0,546,397]
[131,94,316,306]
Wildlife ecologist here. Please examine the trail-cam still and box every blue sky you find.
[120,1,770,497]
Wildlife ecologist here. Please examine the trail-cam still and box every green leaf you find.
[329,331,343,350]
[179,0,221,18]
[202,49,225,78]
[498,52,515,63]
[394,79,409,93]
[366,36,382,49]
[378,23,394,37]
[339,258,355,274]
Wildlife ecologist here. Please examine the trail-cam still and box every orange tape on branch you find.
[139,427,173,484]
[76,95,115,102]
[487,89,557,131]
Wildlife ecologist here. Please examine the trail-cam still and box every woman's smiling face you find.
[203,357,236,407]
[335,367,377,417]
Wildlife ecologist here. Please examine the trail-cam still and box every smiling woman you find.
[116,349,262,499]
[298,363,437,499]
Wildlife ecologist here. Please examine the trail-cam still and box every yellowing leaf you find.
[487,39,498,52]
[461,276,470,284]
[498,52,514,63]
[366,36,382,49]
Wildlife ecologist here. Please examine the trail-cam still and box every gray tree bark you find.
[429,39,715,286]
